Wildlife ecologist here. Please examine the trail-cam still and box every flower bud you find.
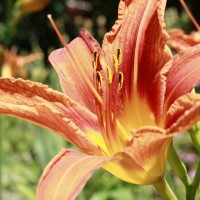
[189,122,200,151]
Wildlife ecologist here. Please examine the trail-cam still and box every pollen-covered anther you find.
[96,71,103,88]
[106,66,113,84]
[113,54,119,73]
[117,48,122,65]
[93,51,98,68]
[118,72,124,90]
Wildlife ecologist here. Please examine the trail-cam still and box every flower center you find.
[92,50,129,155]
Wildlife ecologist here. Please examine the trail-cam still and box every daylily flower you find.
[1,0,200,199]
[0,46,44,78]
[167,29,200,52]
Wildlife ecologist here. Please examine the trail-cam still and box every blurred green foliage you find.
[0,0,200,200]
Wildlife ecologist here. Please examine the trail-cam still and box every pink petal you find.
[0,78,102,155]
[165,44,200,111]
[37,148,109,200]
[49,29,101,113]
[165,93,200,134]
[125,127,172,180]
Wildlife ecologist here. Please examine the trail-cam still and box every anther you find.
[96,71,103,87]
[93,51,98,70]
[117,48,122,65]
[106,66,113,84]
[93,51,98,64]
[118,72,124,90]
[113,54,119,73]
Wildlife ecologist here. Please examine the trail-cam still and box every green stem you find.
[186,160,200,200]
[154,177,177,200]
[167,142,191,187]
[192,161,200,193]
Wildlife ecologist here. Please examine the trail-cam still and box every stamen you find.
[48,14,128,155]
[93,51,98,61]
[93,51,98,69]
[95,103,112,155]
[117,48,122,65]
[106,66,113,84]
[118,72,124,90]
[48,14,103,104]
[96,71,103,87]
[116,120,130,139]
[113,54,119,72]
[105,81,119,153]
[179,0,200,32]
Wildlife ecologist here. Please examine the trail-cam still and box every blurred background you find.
[0,0,200,199]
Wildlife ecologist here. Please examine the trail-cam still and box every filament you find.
[48,14,103,104]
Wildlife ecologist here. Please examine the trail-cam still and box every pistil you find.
[48,14,103,104]
[48,14,128,155]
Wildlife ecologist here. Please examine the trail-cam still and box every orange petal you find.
[37,148,109,200]
[125,127,172,182]
[165,93,200,134]
[103,152,153,184]
[136,0,172,118]
[165,44,200,111]
[104,128,172,185]
[151,60,172,124]
[49,29,101,113]
[101,0,172,117]
[0,78,102,155]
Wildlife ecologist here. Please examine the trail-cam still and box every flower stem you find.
[167,142,191,187]
[186,160,200,200]
[154,177,177,200]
